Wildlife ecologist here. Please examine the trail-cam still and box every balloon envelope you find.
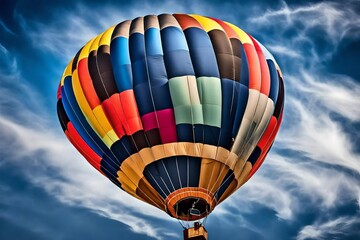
[57,14,284,221]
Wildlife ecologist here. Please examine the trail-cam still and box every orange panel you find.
[77,58,101,109]
[173,14,203,30]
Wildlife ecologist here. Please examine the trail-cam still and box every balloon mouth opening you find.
[165,187,216,221]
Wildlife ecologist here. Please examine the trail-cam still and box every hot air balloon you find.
[57,14,284,240]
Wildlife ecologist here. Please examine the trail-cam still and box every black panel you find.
[248,146,262,166]
[208,29,234,80]
[72,47,83,72]
[131,130,149,151]
[230,38,242,82]
[56,99,70,131]
[88,50,107,102]
[143,156,202,199]
[145,128,162,146]
[216,169,234,201]
[273,74,284,119]
[97,45,119,97]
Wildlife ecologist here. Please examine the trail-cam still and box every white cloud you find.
[0,113,177,239]
[267,44,303,59]
[247,0,360,63]
[278,74,360,173]
[297,216,360,240]
[250,1,360,44]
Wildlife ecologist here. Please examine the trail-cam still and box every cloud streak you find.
[297,216,360,240]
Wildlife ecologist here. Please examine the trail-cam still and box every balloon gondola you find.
[57,13,284,239]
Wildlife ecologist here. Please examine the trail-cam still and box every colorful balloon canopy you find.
[57,14,284,221]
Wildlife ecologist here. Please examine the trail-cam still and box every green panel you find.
[169,76,204,125]
[196,77,222,127]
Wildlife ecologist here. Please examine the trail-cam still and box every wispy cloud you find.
[215,1,360,237]
[0,113,176,239]
[0,40,176,238]
[297,216,360,240]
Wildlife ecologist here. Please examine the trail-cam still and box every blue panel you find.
[145,28,163,56]
[184,28,219,78]
[232,83,249,138]
[176,124,193,142]
[134,83,153,115]
[129,33,146,61]
[203,125,220,146]
[240,44,249,87]
[194,124,204,143]
[161,27,188,51]
[268,60,279,103]
[176,156,188,189]
[132,59,149,86]
[188,156,201,187]
[143,156,202,198]
[146,56,168,87]
[176,124,204,143]
[175,156,201,188]
[163,50,194,78]
[161,27,194,78]
[151,83,173,110]
[219,79,237,149]
[110,37,132,91]
[248,146,261,166]
[162,157,182,190]
[110,137,135,163]
[144,163,171,199]
[216,169,234,201]
[100,158,120,186]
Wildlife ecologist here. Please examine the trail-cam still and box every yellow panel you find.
[79,38,95,60]
[199,159,228,194]
[236,161,252,189]
[60,59,73,86]
[105,129,119,143]
[201,144,217,159]
[121,156,143,182]
[138,148,155,165]
[92,106,116,134]
[99,25,115,46]
[90,33,103,52]
[118,171,138,194]
[189,14,223,32]
[137,178,166,210]
[72,69,114,148]
[224,22,253,45]
[151,144,166,160]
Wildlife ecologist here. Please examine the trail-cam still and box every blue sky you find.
[1,0,360,239]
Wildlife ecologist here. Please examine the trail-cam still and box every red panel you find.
[173,14,203,30]
[243,43,261,91]
[102,94,126,138]
[157,109,177,143]
[141,109,177,143]
[250,35,270,96]
[119,90,143,134]
[78,58,101,109]
[209,18,238,39]
[66,123,102,172]
[257,116,277,149]
[141,111,158,131]
[57,83,61,100]
[247,111,283,179]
